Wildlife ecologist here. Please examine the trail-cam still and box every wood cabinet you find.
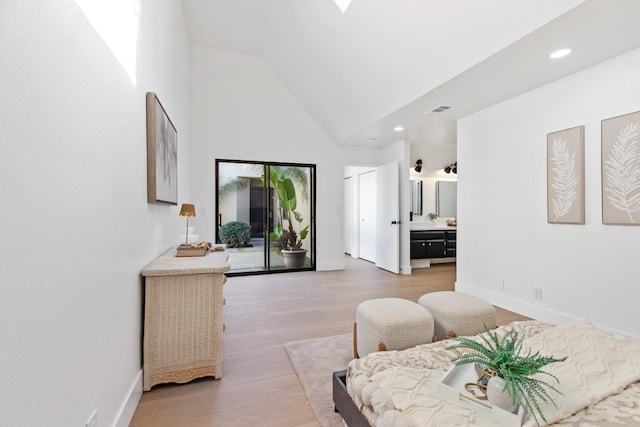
[410,230,456,259]
[141,247,230,391]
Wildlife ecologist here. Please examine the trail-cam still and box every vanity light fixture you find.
[414,159,423,173]
[550,48,571,59]
[394,126,404,132]
[444,162,457,174]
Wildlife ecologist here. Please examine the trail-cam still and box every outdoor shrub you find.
[219,221,251,248]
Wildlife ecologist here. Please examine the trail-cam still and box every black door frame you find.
[215,158,316,276]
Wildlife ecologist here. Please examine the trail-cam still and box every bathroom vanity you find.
[410,222,456,268]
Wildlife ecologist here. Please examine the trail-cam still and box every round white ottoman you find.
[418,291,496,340]
[355,298,434,358]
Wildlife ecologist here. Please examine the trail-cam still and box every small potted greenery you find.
[268,166,310,268]
[447,327,567,426]
[427,212,438,222]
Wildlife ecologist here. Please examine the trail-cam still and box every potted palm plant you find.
[447,326,567,426]
[268,166,310,268]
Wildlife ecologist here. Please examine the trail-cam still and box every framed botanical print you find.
[547,125,585,224]
[601,111,640,225]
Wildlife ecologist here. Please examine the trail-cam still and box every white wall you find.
[189,45,382,271]
[457,47,640,340]
[0,1,191,425]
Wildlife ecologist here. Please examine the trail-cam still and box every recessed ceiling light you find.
[550,48,571,59]
[394,126,404,132]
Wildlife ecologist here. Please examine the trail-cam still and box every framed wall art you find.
[547,125,585,224]
[601,110,640,225]
[146,92,177,205]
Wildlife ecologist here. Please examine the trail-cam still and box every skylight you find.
[74,0,140,85]
[333,0,353,13]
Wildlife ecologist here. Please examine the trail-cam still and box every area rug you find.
[285,333,354,427]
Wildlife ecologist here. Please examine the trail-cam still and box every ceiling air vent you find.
[431,105,450,113]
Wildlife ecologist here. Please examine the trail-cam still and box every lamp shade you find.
[179,203,196,217]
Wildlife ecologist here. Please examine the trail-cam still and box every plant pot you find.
[282,249,308,269]
[486,376,518,413]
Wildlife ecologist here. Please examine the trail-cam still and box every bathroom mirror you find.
[410,180,422,216]
[436,181,457,217]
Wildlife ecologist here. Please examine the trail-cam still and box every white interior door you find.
[359,171,376,262]
[344,176,353,254]
[375,161,400,274]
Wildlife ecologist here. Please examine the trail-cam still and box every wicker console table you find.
[141,247,230,391]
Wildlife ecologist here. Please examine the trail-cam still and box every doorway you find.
[358,170,376,262]
[249,178,272,238]
[216,159,316,274]
[345,162,401,274]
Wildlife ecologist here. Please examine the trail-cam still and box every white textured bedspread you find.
[347,320,640,427]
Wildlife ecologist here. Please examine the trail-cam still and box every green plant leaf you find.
[269,223,283,242]
[446,326,567,426]
[275,177,296,212]
[300,225,309,240]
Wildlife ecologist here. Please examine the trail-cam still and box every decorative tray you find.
[438,364,524,427]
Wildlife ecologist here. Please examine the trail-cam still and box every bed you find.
[333,320,640,426]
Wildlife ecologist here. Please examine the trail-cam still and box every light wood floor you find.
[130,257,529,427]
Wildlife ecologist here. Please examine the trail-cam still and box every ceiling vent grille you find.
[431,105,450,113]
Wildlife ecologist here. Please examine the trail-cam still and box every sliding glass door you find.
[215,160,315,274]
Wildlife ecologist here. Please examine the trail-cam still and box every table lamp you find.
[179,203,196,246]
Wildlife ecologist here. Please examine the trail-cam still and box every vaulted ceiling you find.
[181,0,640,148]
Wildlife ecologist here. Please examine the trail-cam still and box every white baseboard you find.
[455,281,573,324]
[114,370,142,427]
[455,281,640,343]
[411,259,431,269]
[400,263,412,275]
[410,258,455,270]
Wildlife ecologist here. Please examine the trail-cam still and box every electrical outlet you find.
[534,288,542,301]
[497,278,504,289]
[86,409,97,427]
